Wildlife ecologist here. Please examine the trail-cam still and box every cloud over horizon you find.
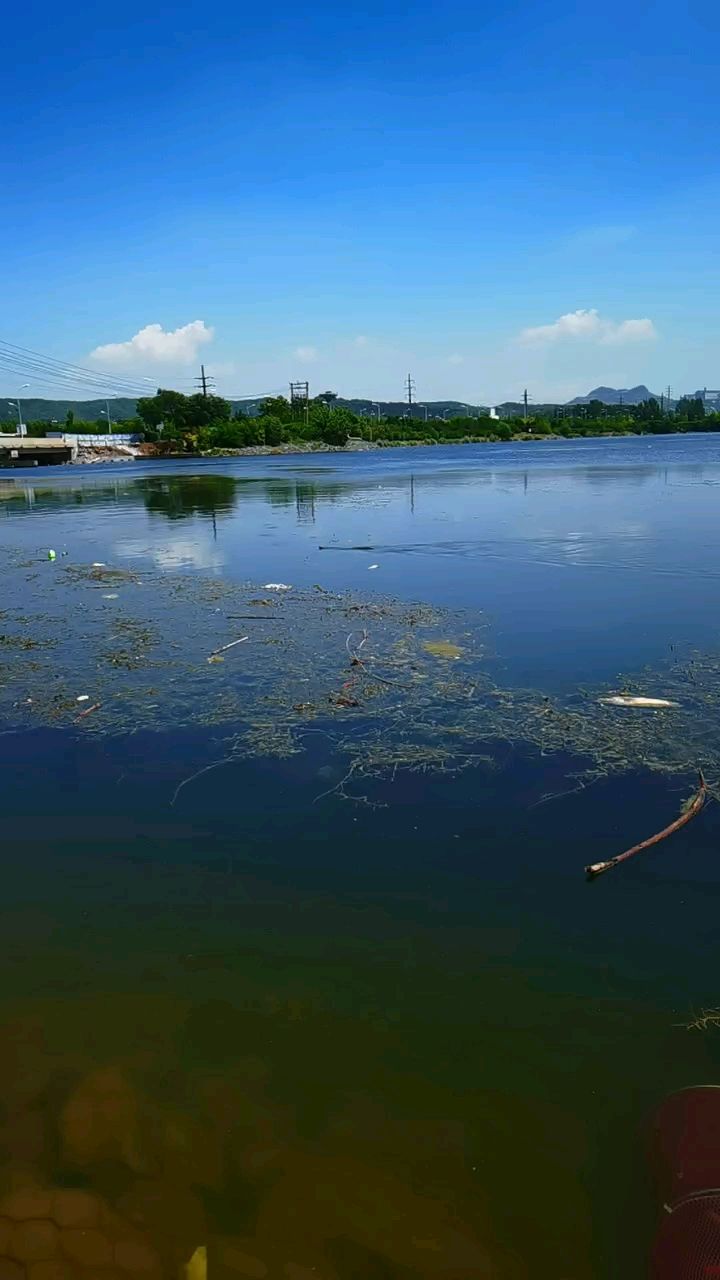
[518,309,657,346]
[89,321,214,366]
[294,345,319,362]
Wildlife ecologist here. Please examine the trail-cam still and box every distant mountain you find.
[0,396,489,425]
[0,397,139,427]
[332,399,487,417]
[496,401,558,417]
[568,385,660,406]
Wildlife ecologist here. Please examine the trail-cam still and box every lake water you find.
[2,435,720,1279]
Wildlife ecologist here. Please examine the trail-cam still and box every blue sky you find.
[2,0,719,403]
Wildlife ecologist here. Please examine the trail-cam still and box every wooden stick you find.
[209,636,249,657]
[585,770,707,880]
[75,702,100,722]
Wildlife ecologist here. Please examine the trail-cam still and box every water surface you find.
[2,436,720,1279]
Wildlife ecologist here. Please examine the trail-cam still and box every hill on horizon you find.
[0,396,491,426]
[568,385,660,406]
[2,388,697,426]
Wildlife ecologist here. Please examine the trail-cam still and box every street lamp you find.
[7,384,29,434]
[418,405,429,422]
[99,401,113,435]
[368,403,381,441]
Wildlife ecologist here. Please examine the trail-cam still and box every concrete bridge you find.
[0,436,75,466]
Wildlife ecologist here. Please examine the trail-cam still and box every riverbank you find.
[65,427,720,465]
[197,433,552,459]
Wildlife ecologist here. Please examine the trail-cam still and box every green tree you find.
[65,409,75,428]
[137,389,190,434]
[676,396,706,422]
[307,403,353,445]
[136,389,232,446]
[260,396,293,423]
[634,398,661,423]
[262,415,286,446]
[491,421,512,441]
[185,393,232,428]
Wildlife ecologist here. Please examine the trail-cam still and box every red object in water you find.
[650,1087,720,1278]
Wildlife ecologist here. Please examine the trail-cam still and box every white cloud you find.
[89,321,214,366]
[609,317,657,343]
[447,353,464,365]
[294,345,319,362]
[518,309,657,346]
[353,335,369,347]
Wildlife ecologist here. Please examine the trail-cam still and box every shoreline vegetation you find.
[15,387,720,463]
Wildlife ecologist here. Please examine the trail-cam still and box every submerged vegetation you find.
[1,548,719,809]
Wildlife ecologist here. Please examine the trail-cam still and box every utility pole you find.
[523,388,529,423]
[667,384,672,409]
[195,364,215,398]
[406,373,415,416]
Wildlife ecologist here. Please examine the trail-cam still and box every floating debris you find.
[586,771,707,880]
[75,701,101,722]
[600,695,679,709]
[209,635,249,658]
[2,549,720,812]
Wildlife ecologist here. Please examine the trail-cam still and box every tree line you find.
[14,391,720,449]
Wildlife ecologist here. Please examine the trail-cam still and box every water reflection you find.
[143,476,240,520]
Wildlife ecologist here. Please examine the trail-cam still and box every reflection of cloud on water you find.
[555,523,649,564]
[114,537,224,572]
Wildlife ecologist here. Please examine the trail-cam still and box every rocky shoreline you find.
[68,431,649,465]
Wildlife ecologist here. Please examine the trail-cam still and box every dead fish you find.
[599,695,680,709]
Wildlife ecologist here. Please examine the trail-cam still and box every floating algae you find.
[423,640,464,660]
[1,549,720,804]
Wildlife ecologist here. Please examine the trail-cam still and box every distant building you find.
[692,388,720,409]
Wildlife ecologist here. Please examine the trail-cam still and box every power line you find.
[0,339,158,396]
[13,343,155,393]
[0,360,143,399]
[0,338,288,408]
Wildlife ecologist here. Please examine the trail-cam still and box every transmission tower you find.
[290,380,310,429]
[406,373,416,415]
